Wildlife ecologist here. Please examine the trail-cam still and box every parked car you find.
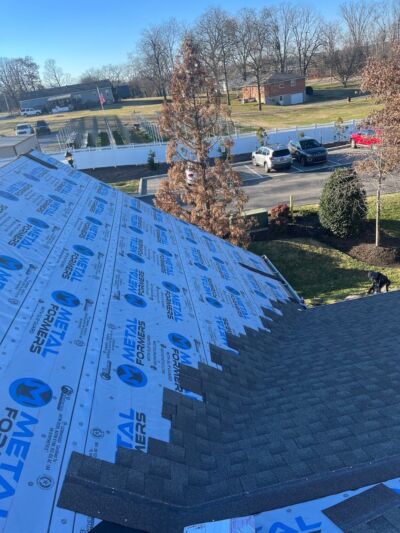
[51,105,71,114]
[15,123,34,136]
[35,120,51,136]
[288,137,328,166]
[350,129,381,149]
[20,107,41,117]
[252,145,292,172]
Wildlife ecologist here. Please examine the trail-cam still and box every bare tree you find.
[340,0,378,49]
[43,59,72,87]
[136,19,182,100]
[155,38,251,247]
[323,23,364,86]
[268,4,294,73]
[356,44,400,246]
[194,8,236,105]
[292,7,323,76]
[0,57,42,106]
[245,9,270,111]
[232,9,254,82]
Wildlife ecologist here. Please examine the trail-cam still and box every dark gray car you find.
[288,137,328,166]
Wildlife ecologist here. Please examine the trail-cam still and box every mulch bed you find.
[269,213,400,267]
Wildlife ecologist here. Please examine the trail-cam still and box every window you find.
[279,82,284,88]
[291,80,296,87]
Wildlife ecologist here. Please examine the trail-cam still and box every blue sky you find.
[1,0,339,77]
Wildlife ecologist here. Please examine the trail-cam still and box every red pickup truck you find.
[350,129,381,148]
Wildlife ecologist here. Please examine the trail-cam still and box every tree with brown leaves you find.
[356,44,400,246]
[155,37,251,248]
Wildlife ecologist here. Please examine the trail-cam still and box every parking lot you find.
[144,146,382,209]
[233,146,397,209]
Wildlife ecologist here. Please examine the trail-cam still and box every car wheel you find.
[264,162,271,173]
[300,157,307,167]
[351,139,357,149]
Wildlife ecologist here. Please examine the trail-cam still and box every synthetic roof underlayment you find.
[0,151,293,532]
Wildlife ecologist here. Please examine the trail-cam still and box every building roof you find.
[19,79,112,101]
[1,152,400,533]
[0,151,294,532]
[242,72,305,88]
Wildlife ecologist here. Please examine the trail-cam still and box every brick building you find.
[242,72,306,105]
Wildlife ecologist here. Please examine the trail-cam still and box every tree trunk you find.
[375,177,381,247]
[257,76,262,111]
[223,65,231,106]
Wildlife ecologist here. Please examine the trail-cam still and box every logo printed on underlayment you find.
[23,172,40,182]
[125,293,147,308]
[27,217,49,229]
[226,286,241,296]
[168,332,192,350]
[158,248,172,257]
[0,256,23,271]
[117,364,147,387]
[128,253,145,264]
[0,191,19,201]
[162,281,180,293]
[94,196,108,204]
[9,377,53,407]
[49,194,65,204]
[213,256,225,264]
[52,290,81,308]
[73,244,94,257]
[130,226,143,235]
[194,262,208,271]
[155,224,167,232]
[206,296,223,308]
[255,289,268,299]
[86,216,102,226]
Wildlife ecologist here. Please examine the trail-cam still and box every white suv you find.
[252,145,292,172]
[20,108,41,116]
[15,123,34,135]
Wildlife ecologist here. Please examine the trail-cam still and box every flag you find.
[99,93,105,106]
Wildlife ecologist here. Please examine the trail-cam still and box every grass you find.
[0,78,378,139]
[250,193,400,304]
[111,179,139,195]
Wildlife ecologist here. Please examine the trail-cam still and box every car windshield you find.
[17,125,27,130]
[272,149,290,157]
[300,139,320,149]
[37,121,46,126]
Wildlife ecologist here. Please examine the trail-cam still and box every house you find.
[1,152,400,532]
[19,79,114,112]
[242,72,306,105]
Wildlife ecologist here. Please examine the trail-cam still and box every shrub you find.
[147,150,157,171]
[319,168,367,238]
[96,131,110,147]
[270,203,290,225]
[113,130,124,145]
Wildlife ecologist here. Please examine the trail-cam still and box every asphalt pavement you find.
[141,146,400,209]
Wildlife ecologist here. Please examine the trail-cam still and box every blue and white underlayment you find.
[0,151,290,533]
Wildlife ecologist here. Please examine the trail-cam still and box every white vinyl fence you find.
[49,120,358,170]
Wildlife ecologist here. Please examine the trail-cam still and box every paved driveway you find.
[140,146,400,209]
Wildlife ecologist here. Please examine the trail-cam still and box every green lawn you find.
[250,193,400,304]
[0,78,377,137]
[110,179,139,195]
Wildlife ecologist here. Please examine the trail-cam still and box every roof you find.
[2,152,400,533]
[59,292,400,532]
[0,135,31,147]
[243,72,305,87]
[0,151,294,532]
[19,79,112,101]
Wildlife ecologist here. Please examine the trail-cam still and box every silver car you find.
[252,144,292,172]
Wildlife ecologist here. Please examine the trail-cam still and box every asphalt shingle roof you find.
[59,292,400,532]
